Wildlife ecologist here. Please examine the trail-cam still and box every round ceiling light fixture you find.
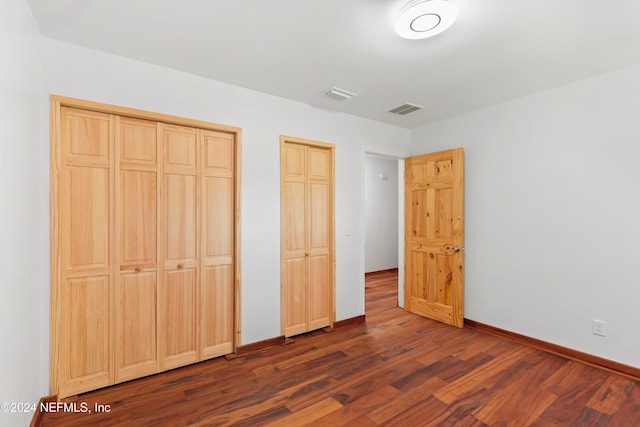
[395,0,458,40]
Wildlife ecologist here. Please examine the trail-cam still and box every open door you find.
[404,148,464,327]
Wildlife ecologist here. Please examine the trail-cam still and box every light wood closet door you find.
[281,138,334,337]
[115,117,159,382]
[58,107,114,396]
[307,147,332,331]
[52,96,240,398]
[200,130,235,358]
[282,143,308,336]
[161,124,199,370]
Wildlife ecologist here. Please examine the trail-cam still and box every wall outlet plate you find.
[592,319,606,337]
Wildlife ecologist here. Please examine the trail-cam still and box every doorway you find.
[364,153,404,308]
[363,148,465,326]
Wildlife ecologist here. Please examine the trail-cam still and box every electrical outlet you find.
[592,319,606,337]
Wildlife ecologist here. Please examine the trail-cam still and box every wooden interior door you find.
[160,123,199,369]
[57,107,114,396]
[404,148,464,327]
[115,117,159,382]
[281,138,334,337]
[200,130,235,359]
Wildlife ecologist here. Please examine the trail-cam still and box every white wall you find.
[364,157,399,272]
[411,63,640,368]
[41,39,411,345]
[0,0,45,426]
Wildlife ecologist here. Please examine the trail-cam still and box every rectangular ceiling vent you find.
[324,86,357,101]
[389,103,423,115]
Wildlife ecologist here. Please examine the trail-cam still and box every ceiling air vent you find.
[323,87,357,101]
[389,103,423,115]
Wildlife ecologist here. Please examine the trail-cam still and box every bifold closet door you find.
[281,139,334,338]
[160,124,199,370]
[115,117,160,382]
[57,107,114,397]
[52,96,241,398]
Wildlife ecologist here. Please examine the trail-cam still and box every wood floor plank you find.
[378,395,450,427]
[434,346,537,405]
[39,270,640,427]
[367,376,449,424]
[472,382,557,426]
[426,387,492,426]
[307,385,400,427]
[532,363,612,427]
[605,382,640,426]
[585,375,636,415]
[265,397,343,426]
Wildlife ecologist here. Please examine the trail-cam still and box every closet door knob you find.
[177,263,184,269]
[134,266,143,272]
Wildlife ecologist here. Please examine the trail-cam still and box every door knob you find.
[177,263,184,269]
[452,246,462,253]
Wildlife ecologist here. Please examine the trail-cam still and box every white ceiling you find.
[26,0,640,129]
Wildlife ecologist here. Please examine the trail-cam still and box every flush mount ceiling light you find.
[395,0,458,40]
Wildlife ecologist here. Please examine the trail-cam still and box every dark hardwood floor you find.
[41,270,640,426]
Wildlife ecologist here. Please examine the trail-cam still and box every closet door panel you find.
[308,148,330,180]
[203,177,233,263]
[57,107,114,397]
[283,258,308,337]
[307,181,330,330]
[203,130,234,176]
[119,118,157,167]
[116,272,157,381]
[200,176,233,357]
[201,265,233,358]
[115,116,159,382]
[282,181,306,254]
[200,130,235,358]
[163,124,197,174]
[308,182,329,254]
[162,269,197,369]
[65,166,110,274]
[60,276,112,396]
[62,107,110,166]
[282,179,307,336]
[308,255,331,330]
[283,143,306,179]
[119,170,157,268]
[161,123,198,368]
[164,174,197,268]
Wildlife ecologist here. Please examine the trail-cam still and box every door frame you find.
[280,135,336,336]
